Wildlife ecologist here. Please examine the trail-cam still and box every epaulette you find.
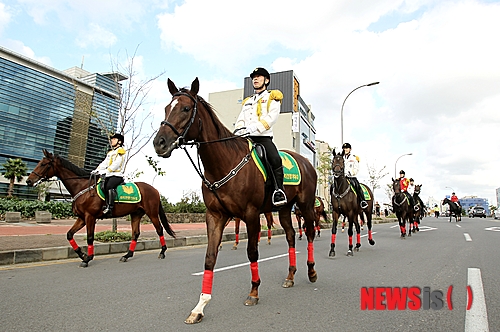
[117,147,126,155]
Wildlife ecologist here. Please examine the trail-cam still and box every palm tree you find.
[1,158,28,197]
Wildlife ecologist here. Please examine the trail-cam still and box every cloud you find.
[0,2,12,35]
[75,23,117,48]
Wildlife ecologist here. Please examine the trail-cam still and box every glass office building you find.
[0,46,125,199]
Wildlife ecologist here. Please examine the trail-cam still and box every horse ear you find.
[190,77,199,96]
[167,78,179,96]
[332,148,336,156]
[42,149,50,157]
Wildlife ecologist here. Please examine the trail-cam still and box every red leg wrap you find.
[349,236,353,246]
[129,240,137,252]
[299,227,303,236]
[357,233,361,244]
[368,230,373,240]
[69,239,79,250]
[88,244,94,256]
[307,242,314,262]
[235,234,239,243]
[159,236,166,247]
[289,248,296,266]
[201,270,214,295]
[331,233,336,244]
[250,261,259,282]
[267,229,272,239]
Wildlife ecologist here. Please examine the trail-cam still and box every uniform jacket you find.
[407,183,415,195]
[400,177,410,192]
[344,153,360,177]
[451,195,459,203]
[235,89,283,136]
[95,146,126,177]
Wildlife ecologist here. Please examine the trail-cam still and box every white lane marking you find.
[484,226,500,232]
[417,226,437,232]
[390,225,399,228]
[464,233,472,241]
[465,268,489,332]
[456,224,462,228]
[192,252,299,276]
[360,232,377,238]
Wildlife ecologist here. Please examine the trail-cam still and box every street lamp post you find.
[445,186,455,195]
[340,81,379,146]
[394,153,413,178]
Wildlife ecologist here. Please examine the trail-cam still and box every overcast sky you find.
[1,0,499,206]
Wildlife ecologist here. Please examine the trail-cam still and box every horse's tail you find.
[159,204,176,238]
[322,209,328,222]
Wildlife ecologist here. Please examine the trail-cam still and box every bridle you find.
[160,91,199,149]
[30,159,53,185]
[331,155,350,200]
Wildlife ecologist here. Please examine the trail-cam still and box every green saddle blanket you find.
[97,182,141,203]
[349,183,372,200]
[250,142,301,185]
[315,197,321,207]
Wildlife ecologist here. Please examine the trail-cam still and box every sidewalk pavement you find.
[0,217,285,266]
[0,216,395,266]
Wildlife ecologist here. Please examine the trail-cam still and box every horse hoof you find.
[328,250,336,258]
[369,239,375,246]
[282,279,294,288]
[244,296,259,306]
[355,247,359,252]
[120,256,128,262]
[232,245,238,250]
[317,232,320,237]
[309,272,318,283]
[158,253,166,259]
[341,229,345,233]
[347,250,353,256]
[267,241,271,245]
[298,236,302,240]
[79,262,89,268]
[184,312,203,324]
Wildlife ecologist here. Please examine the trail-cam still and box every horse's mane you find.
[56,155,91,177]
[186,89,246,153]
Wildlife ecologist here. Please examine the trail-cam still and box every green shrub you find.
[0,198,74,218]
[93,230,132,242]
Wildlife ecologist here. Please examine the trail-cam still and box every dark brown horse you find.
[391,178,414,237]
[295,196,328,239]
[412,184,424,232]
[26,149,176,267]
[442,197,462,222]
[153,78,318,324]
[329,150,375,257]
[230,212,275,249]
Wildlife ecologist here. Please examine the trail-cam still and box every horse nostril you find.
[158,137,165,147]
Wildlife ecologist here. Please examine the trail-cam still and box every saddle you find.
[97,180,141,203]
[249,141,301,185]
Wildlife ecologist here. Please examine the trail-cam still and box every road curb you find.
[0,229,286,266]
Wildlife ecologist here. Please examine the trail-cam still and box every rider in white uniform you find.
[342,143,368,209]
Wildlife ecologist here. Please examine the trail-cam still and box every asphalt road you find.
[0,216,497,332]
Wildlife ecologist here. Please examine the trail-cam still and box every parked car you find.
[494,210,500,219]
[469,206,486,218]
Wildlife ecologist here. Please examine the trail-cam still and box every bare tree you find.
[366,163,389,194]
[316,148,333,206]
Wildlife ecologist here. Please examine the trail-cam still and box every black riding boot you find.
[351,178,368,209]
[272,167,287,206]
[103,189,116,217]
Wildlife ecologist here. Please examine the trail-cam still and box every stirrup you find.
[414,206,419,211]
[272,189,287,206]
[360,201,368,209]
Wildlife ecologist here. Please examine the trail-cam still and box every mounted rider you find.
[91,133,126,217]
[342,143,368,209]
[234,67,286,206]
[450,192,461,208]
[399,170,418,211]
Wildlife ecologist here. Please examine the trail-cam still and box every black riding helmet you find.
[250,67,271,86]
[110,133,124,144]
[400,170,405,175]
[342,143,352,149]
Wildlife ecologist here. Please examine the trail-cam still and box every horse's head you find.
[153,78,201,158]
[391,177,401,194]
[331,149,344,178]
[26,149,59,187]
[414,184,422,194]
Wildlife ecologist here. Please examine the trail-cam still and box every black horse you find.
[412,184,424,232]
[442,198,462,222]
[391,178,414,238]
